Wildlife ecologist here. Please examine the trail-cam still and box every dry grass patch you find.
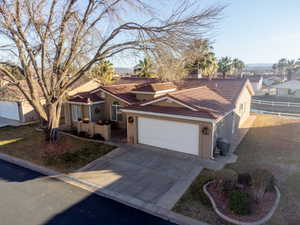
[174,115,300,225]
[0,125,115,173]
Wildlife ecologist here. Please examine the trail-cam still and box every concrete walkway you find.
[71,145,204,210]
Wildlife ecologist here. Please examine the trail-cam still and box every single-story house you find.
[0,77,101,123]
[273,80,300,98]
[63,79,254,159]
[0,82,42,122]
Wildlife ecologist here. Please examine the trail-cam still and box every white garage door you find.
[138,117,199,155]
[0,101,20,120]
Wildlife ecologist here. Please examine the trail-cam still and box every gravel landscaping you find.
[173,114,300,225]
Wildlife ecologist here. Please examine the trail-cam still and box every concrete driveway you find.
[0,117,21,127]
[72,145,204,209]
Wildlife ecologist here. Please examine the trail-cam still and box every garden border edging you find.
[203,181,281,225]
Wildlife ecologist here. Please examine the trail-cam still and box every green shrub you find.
[215,169,238,192]
[229,191,252,215]
[251,169,275,202]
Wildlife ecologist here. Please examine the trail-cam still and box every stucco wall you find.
[125,112,214,159]
[20,101,40,122]
[213,112,234,153]
[90,104,105,122]
[151,100,184,108]
[64,103,105,127]
[104,94,128,129]
[235,85,252,127]
[135,93,155,101]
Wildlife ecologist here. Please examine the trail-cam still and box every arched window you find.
[111,101,122,121]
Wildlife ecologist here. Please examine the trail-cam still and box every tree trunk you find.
[45,102,62,143]
[222,72,226,79]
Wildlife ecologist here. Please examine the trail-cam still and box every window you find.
[71,105,82,121]
[111,101,123,121]
[239,103,245,114]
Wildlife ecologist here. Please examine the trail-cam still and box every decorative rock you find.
[203,181,281,225]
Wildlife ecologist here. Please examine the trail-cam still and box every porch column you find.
[88,105,92,121]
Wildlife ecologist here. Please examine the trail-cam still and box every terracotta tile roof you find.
[132,82,177,92]
[0,81,43,102]
[101,83,140,104]
[123,105,215,119]
[168,86,234,118]
[68,91,103,103]
[116,77,158,84]
[176,79,249,104]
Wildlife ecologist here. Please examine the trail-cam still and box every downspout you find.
[210,122,216,159]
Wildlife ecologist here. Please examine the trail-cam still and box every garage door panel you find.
[138,117,199,155]
[0,101,20,120]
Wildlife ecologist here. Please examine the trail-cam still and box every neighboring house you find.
[0,82,42,122]
[246,75,263,93]
[0,77,99,123]
[63,79,253,159]
[273,80,300,98]
[187,69,202,79]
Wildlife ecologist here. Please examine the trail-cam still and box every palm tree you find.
[218,57,233,79]
[273,58,300,79]
[89,60,114,84]
[198,52,218,79]
[286,59,300,80]
[185,39,218,79]
[134,57,156,78]
[277,58,288,75]
[232,58,245,76]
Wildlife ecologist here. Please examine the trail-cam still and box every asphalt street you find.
[0,159,178,225]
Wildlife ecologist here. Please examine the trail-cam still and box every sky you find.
[113,0,300,67]
[212,0,300,65]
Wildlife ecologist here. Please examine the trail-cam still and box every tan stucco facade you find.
[125,111,214,159]
[234,82,253,127]
[103,94,128,129]
[124,82,253,159]
[64,92,128,129]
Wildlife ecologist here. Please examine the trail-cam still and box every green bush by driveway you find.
[173,115,300,225]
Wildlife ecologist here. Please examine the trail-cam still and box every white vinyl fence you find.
[252,99,300,108]
[251,109,300,118]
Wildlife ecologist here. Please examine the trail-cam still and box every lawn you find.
[0,125,116,173]
[173,115,300,225]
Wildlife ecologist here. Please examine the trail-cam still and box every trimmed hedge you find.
[229,190,252,215]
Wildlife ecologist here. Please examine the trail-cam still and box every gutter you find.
[121,109,217,123]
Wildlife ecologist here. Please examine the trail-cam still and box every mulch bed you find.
[207,182,276,222]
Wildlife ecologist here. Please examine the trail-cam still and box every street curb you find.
[0,152,210,225]
[203,181,281,225]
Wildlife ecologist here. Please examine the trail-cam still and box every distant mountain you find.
[245,63,273,72]
[115,67,133,74]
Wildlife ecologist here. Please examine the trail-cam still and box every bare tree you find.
[0,0,224,141]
